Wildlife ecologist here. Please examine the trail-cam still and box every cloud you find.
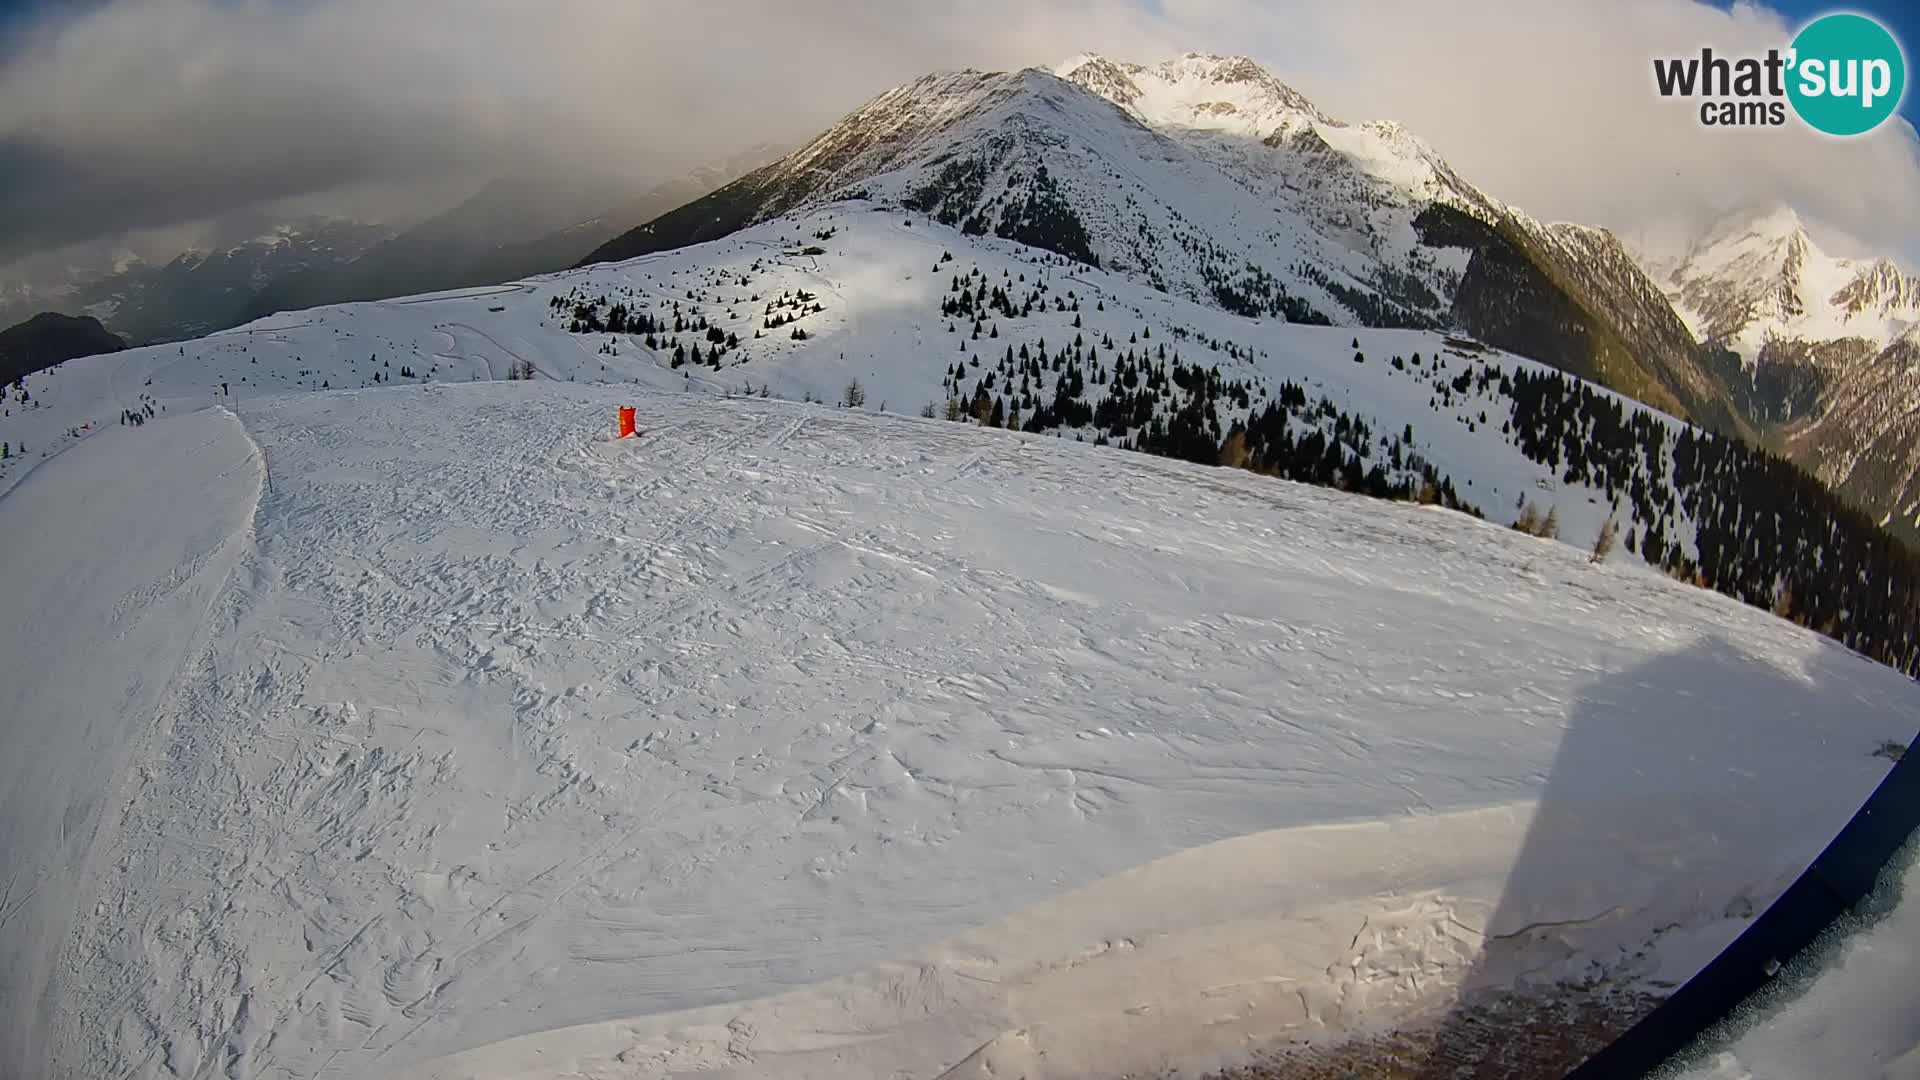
[0,0,1915,266]
[0,0,1170,258]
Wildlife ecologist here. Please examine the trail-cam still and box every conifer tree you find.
[1591,517,1618,563]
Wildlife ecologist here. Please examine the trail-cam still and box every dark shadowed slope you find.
[0,312,124,385]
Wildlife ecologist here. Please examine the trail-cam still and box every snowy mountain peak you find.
[1149,51,1302,93]
[1047,52,1501,218]
[1682,205,1811,280]
[1707,203,1806,245]
[1658,204,1919,358]
[1058,51,1333,135]
[1053,53,1147,105]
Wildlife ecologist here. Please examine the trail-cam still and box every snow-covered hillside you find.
[589,56,1477,330]
[0,207,1707,573]
[582,53,1742,434]
[2,377,1912,1080]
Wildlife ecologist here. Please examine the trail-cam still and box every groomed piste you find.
[2,379,1913,1079]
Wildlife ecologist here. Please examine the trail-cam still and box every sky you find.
[0,0,1915,269]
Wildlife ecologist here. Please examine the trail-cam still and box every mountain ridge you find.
[582,53,1746,437]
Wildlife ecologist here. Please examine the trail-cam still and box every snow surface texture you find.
[2,379,1912,1079]
[0,408,264,1075]
[0,208,1703,574]
[1669,842,1920,1080]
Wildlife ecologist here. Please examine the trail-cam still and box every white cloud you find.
[0,0,1915,265]
[0,0,1170,254]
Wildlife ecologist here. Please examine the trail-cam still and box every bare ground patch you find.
[1181,984,1663,1080]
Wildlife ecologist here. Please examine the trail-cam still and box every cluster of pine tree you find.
[1225,388,1472,510]
[1290,260,1440,330]
[552,280,776,372]
[763,290,824,331]
[933,288,1476,518]
[1202,258,1332,325]
[902,156,994,230]
[1499,366,1920,678]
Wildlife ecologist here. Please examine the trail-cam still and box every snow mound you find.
[400,807,1535,1080]
[0,407,264,1076]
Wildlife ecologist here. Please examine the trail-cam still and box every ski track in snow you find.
[4,381,1912,1080]
[0,409,265,1080]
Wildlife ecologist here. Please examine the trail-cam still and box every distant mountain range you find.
[0,219,397,346]
[0,146,784,347]
[239,145,782,326]
[1640,206,1920,538]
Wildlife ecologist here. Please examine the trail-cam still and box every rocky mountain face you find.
[1647,206,1920,541]
[583,53,1745,435]
[0,312,126,385]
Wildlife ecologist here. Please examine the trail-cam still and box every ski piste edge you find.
[1567,732,1920,1078]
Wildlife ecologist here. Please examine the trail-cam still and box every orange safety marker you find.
[616,406,637,439]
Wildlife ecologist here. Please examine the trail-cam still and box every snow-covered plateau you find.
[0,365,1912,1078]
[0,178,1915,1080]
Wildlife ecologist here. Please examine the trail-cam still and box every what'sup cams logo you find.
[1654,12,1907,135]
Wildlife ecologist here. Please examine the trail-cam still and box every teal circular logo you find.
[1787,13,1906,136]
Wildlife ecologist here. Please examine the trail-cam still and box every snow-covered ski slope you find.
[2,376,1912,1080]
[0,207,1703,569]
